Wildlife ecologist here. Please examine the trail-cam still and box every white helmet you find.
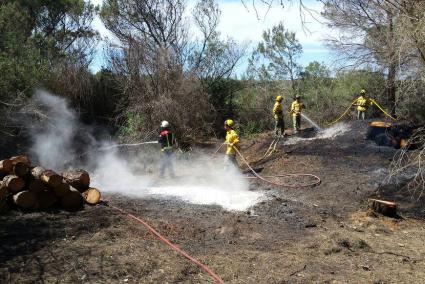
[161,120,170,128]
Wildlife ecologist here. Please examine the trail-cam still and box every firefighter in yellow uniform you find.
[273,95,285,137]
[290,95,305,133]
[224,119,240,168]
[354,89,371,120]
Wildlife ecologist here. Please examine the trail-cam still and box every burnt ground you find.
[1,120,425,283]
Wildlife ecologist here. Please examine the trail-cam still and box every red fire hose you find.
[108,204,225,284]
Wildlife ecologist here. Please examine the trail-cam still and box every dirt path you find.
[1,121,424,283]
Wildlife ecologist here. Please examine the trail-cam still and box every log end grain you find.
[41,170,62,188]
[3,175,25,193]
[0,159,13,174]
[62,169,90,192]
[83,187,101,205]
[31,166,46,179]
[13,191,36,209]
[13,162,29,177]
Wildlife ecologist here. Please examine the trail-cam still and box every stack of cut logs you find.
[0,155,101,211]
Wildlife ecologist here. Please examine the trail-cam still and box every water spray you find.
[301,113,323,131]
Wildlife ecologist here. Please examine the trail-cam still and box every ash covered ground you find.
[1,121,424,283]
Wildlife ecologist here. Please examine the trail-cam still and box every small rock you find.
[398,243,405,247]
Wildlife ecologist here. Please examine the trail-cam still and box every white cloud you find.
[216,0,330,45]
[88,0,334,72]
[90,0,329,44]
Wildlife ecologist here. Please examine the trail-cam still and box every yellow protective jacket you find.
[225,129,239,155]
[273,102,284,119]
[291,101,304,116]
[355,96,368,112]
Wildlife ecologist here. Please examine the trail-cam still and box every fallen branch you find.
[367,250,424,263]
[289,264,307,277]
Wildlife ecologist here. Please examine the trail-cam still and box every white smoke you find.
[30,90,81,169]
[29,91,265,211]
[284,123,350,145]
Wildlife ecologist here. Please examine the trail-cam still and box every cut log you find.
[40,170,62,188]
[31,166,46,179]
[28,179,46,194]
[0,181,8,199]
[9,156,30,177]
[10,155,31,166]
[13,191,36,209]
[35,190,58,210]
[369,199,397,217]
[13,162,29,177]
[60,187,83,211]
[82,187,101,205]
[62,169,90,192]
[53,182,71,198]
[0,159,13,174]
[3,175,25,193]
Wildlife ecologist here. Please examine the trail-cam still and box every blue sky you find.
[89,0,334,75]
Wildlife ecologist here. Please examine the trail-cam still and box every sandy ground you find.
[1,120,424,283]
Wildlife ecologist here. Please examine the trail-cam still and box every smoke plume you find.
[28,91,264,211]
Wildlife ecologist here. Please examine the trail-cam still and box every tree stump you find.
[369,199,397,217]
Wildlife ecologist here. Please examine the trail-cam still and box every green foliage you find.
[248,22,302,93]
[119,112,145,137]
[202,78,244,135]
[298,61,334,122]
[0,2,47,97]
[236,64,391,135]
[298,67,387,123]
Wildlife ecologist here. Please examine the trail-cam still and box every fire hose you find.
[325,99,358,126]
[100,142,319,284]
[326,98,397,126]
[216,143,321,188]
[107,204,225,284]
[369,99,397,121]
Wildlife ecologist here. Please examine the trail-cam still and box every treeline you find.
[1,0,425,148]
